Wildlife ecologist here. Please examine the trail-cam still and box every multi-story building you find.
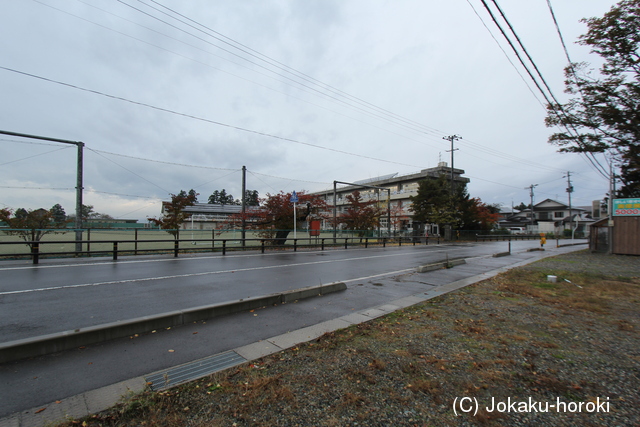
[310,162,470,236]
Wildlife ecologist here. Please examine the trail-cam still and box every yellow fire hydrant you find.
[540,233,547,248]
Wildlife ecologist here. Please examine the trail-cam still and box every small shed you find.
[591,198,640,255]
[589,218,610,253]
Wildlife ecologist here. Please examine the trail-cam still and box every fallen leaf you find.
[168,349,175,353]
[192,332,198,335]
[35,408,46,414]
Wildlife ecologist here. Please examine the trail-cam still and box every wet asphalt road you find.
[0,240,576,419]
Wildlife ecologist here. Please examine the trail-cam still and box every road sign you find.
[613,198,640,216]
[290,191,299,203]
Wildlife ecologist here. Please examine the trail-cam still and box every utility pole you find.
[526,184,538,232]
[443,135,461,195]
[608,159,615,254]
[564,171,574,240]
[241,165,246,248]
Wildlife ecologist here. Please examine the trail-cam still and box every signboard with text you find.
[613,198,640,216]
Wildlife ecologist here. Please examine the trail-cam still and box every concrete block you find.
[358,308,388,319]
[339,312,373,324]
[390,295,427,308]
[84,377,146,414]
[492,252,511,257]
[417,262,445,273]
[376,304,401,313]
[0,415,19,427]
[235,341,283,360]
[19,394,87,427]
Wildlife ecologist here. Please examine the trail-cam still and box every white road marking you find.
[0,250,449,296]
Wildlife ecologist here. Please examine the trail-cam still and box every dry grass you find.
[57,252,640,426]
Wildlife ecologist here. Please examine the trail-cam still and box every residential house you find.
[500,199,594,236]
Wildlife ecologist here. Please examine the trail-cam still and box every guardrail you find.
[0,235,443,264]
[475,234,540,242]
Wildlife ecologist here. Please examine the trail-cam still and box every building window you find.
[554,211,564,218]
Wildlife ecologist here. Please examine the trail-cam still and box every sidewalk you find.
[0,243,587,427]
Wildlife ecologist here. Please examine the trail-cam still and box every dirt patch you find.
[58,250,640,426]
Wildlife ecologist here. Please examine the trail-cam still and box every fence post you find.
[294,239,297,252]
[321,238,325,251]
[261,240,265,254]
[365,238,368,248]
[174,239,179,257]
[344,238,348,249]
[222,240,226,255]
[113,242,118,260]
[212,230,215,252]
[383,238,386,248]
[32,242,39,265]
[87,229,91,253]
[134,228,138,256]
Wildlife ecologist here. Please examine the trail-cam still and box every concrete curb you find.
[417,258,465,273]
[0,282,346,364]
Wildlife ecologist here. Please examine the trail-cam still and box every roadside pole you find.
[291,191,299,240]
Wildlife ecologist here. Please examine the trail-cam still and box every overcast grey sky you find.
[0,0,619,221]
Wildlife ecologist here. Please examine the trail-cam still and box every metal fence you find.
[0,228,443,264]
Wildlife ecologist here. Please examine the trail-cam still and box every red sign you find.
[309,220,321,236]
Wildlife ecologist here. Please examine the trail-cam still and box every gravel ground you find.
[60,250,640,426]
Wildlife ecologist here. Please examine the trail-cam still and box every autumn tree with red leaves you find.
[224,191,328,244]
[149,190,198,238]
[339,190,383,237]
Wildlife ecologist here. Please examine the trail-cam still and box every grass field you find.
[0,228,386,258]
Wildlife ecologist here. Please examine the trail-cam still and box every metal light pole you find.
[1,130,84,253]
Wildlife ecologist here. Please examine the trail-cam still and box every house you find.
[310,162,470,236]
[500,199,594,236]
[158,202,259,230]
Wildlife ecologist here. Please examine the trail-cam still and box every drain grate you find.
[146,350,247,391]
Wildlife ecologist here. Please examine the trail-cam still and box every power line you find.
[87,148,172,195]
[38,1,579,177]
[479,0,610,181]
[465,0,545,107]
[0,66,426,170]
[0,145,72,167]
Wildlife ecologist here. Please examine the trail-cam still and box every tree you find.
[340,190,383,237]
[149,191,198,237]
[50,204,67,226]
[0,207,67,250]
[208,189,241,205]
[178,189,199,203]
[514,202,530,212]
[234,191,328,244]
[545,0,640,196]
[410,174,460,230]
[244,190,260,206]
[465,198,500,231]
